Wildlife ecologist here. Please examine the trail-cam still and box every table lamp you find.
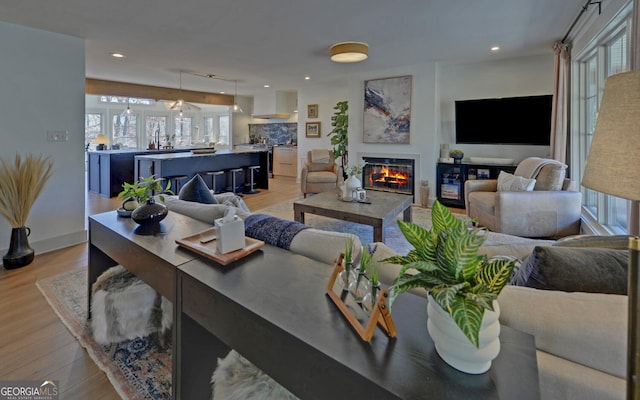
[581,70,640,400]
[95,133,109,150]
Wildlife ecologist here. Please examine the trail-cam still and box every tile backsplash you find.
[249,123,297,145]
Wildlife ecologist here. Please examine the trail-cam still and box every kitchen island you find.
[134,148,269,193]
[87,148,192,197]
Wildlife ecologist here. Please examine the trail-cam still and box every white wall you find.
[0,21,86,257]
[292,55,555,205]
[437,53,555,163]
[296,83,349,174]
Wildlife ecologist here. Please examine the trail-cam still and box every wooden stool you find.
[90,265,172,358]
[205,170,225,194]
[244,165,260,194]
[163,174,189,193]
[228,168,244,196]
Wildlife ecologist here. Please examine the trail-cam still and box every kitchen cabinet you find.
[273,146,297,179]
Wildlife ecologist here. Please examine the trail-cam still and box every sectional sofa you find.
[163,192,627,400]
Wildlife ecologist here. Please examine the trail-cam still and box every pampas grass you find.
[0,153,54,227]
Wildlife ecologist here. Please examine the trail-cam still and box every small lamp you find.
[330,42,369,63]
[581,70,640,400]
[94,133,109,150]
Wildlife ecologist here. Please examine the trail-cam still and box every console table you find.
[88,211,540,399]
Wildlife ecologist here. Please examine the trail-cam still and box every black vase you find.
[131,198,168,226]
[3,227,35,269]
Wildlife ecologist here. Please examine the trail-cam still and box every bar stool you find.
[228,168,244,196]
[162,174,189,194]
[244,165,260,194]
[204,170,225,194]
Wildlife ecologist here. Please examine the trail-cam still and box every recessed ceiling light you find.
[304,76,311,80]
[110,52,125,58]
[264,84,270,88]
[491,46,500,52]
[220,91,225,94]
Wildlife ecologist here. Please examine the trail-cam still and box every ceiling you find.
[0,0,587,97]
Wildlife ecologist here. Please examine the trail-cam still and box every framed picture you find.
[307,104,319,119]
[305,122,321,138]
[363,75,412,144]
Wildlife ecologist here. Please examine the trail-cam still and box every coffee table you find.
[293,190,413,242]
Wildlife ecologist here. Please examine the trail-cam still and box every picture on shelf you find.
[441,184,460,200]
[477,169,490,179]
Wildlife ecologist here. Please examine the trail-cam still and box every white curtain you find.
[629,0,640,235]
[550,41,571,163]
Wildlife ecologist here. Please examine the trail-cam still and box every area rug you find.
[36,270,172,400]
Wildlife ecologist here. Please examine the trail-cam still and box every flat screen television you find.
[455,94,552,145]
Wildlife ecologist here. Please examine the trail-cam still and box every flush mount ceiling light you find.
[330,42,369,63]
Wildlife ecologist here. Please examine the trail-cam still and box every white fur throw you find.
[91,265,172,346]
[211,350,299,400]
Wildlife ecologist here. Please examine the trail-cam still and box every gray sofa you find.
[372,235,627,400]
[162,192,361,265]
[164,192,626,399]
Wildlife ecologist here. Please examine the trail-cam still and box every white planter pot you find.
[427,295,501,374]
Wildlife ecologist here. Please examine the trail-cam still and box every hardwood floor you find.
[0,178,301,399]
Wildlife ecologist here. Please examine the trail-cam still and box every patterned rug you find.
[36,270,172,400]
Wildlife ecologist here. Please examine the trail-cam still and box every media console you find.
[436,162,517,208]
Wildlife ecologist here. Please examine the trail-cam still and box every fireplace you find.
[362,157,414,196]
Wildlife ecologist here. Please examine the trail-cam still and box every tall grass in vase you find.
[0,154,54,269]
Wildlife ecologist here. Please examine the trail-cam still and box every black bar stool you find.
[228,168,244,196]
[245,165,260,194]
[205,170,225,194]
[162,174,189,194]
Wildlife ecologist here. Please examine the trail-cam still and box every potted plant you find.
[0,153,54,269]
[327,100,349,180]
[384,200,516,373]
[449,149,464,164]
[118,176,173,226]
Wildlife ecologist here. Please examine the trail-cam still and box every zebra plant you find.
[385,200,516,348]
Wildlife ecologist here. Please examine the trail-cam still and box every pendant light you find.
[233,80,243,113]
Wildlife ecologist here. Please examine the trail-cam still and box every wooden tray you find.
[176,228,264,265]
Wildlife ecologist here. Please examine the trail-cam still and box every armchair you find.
[464,158,582,239]
[300,149,341,198]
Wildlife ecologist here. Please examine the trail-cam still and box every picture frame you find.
[363,75,412,144]
[307,104,318,119]
[305,122,321,138]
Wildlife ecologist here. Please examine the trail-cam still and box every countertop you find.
[134,148,268,160]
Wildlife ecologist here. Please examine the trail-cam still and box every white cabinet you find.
[273,146,297,178]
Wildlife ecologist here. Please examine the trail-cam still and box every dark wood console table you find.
[176,249,540,399]
[88,210,540,400]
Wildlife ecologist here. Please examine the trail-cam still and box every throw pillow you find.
[510,245,628,294]
[496,171,536,192]
[533,163,567,191]
[178,174,217,204]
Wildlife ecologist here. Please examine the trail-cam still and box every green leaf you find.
[430,282,469,313]
[388,273,444,308]
[448,297,485,348]
[475,258,517,294]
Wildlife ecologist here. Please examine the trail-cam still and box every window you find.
[112,113,138,148]
[85,113,102,147]
[145,115,167,148]
[573,17,630,234]
[203,115,230,146]
[174,116,192,146]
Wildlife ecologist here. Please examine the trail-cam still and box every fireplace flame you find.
[368,165,409,188]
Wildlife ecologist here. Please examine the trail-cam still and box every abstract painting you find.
[363,76,412,144]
